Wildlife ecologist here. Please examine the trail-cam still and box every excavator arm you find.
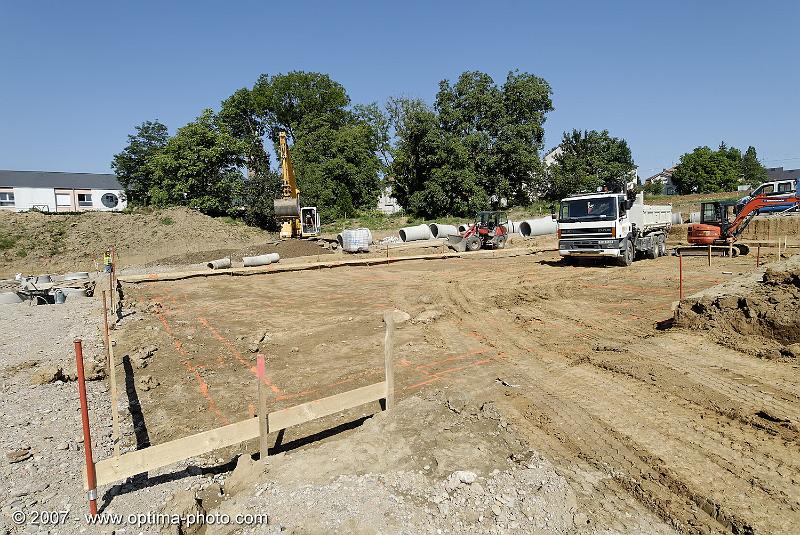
[726,189,800,239]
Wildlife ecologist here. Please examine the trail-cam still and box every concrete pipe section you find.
[671,212,684,225]
[61,287,88,298]
[399,223,432,242]
[457,223,471,233]
[429,223,459,239]
[689,212,701,223]
[64,272,90,281]
[207,258,232,270]
[242,253,280,267]
[35,275,52,284]
[519,217,558,237]
[274,198,300,217]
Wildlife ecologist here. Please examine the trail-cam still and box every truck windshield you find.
[559,197,617,222]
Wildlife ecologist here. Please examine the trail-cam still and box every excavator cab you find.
[300,207,320,236]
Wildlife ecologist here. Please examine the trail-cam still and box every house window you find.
[0,192,14,207]
[77,193,93,207]
[56,193,71,206]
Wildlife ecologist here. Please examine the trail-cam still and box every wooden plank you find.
[91,380,387,488]
[267,381,386,433]
[383,311,395,409]
[257,355,269,459]
[117,247,541,284]
[108,340,121,457]
[91,417,259,488]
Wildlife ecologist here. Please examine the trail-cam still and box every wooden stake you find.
[679,254,683,300]
[756,245,761,267]
[257,354,269,459]
[101,290,110,357]
[383,310,395,410]
[108,340,120,457]
[707,244,712,266]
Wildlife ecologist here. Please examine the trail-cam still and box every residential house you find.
[644,167,678,195]
[0,170,127,212]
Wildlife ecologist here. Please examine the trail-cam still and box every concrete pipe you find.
[399,223,432,242]
[519,217,558,237]
[336,233,344,247]
[64,272,90,281]
[671,212,684,225]
[35,275,52,284]
[429,223,459,239]
[457,223,471,233]
[0,292,23,305]
[242,253,280,267]
[689,212,701,223]
[207,258,232,270]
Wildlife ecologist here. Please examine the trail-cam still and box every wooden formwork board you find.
[88,381,388,488]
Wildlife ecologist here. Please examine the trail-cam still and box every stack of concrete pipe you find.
[399,223,432,242]
[428,223,459,239]
[519,216,558,237]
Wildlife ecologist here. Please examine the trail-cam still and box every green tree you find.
[111,120,169,204]
[741,146,768,185]
[547,129,636,199]
[148,109,247,215]
[389,71,553,217]
[672,144,742,194]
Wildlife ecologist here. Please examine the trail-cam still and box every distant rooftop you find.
[765,166,800,182]
[0,170,122,190]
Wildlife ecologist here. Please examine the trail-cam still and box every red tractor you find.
[447,211,509,252]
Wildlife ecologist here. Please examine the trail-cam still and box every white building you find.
[0,170,127,212]
[376,182,401,215]
[644,167,677,195]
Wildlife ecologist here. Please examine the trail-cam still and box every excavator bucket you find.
[447,234,468,252]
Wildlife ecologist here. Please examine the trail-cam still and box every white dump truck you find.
[557,191,672,266]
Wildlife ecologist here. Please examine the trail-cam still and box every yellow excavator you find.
[274,131,320,238]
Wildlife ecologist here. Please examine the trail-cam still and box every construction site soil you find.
[95,248,800,534]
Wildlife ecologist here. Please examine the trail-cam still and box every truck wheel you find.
[618,240,634,267]
[466,236,482,252]
[645,240,657,260]
[658,239,667,257]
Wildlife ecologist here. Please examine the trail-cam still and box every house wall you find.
[2,187,127,212]
[376,186,400,215]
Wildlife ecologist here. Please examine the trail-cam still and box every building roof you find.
[0,170,123,190]
[765,167,800,182]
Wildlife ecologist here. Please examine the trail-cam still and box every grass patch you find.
[159,216,175,226]
[0,233,17,251]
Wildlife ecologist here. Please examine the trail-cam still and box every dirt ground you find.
[103,248,800,534]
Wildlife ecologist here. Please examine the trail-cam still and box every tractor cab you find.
[476,211,508,233]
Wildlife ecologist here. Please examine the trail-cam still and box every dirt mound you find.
[0,207,272,277]
[150,238,332,266]
[673,255,800,357]
[174,392,581,534]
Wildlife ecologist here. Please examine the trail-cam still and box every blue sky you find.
[1,1,797,179]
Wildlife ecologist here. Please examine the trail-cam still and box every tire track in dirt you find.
[448,274,785,531]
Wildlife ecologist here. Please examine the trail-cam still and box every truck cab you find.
[557,192,671,266]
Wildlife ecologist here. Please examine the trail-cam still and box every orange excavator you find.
[675,184,800,257]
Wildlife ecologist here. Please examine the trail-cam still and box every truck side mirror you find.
[550,204,557,220]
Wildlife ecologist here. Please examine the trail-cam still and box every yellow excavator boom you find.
[274,131,320,238]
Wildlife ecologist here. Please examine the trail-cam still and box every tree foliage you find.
[547,129,636,199]
[390,71,553,217]
[147,109,247,215]
[672,143,745,194]
[111,120,169,204]
[741,146,768,185]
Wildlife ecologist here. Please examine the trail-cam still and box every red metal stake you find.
[678,254,684,300]
[75,339,98,517]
